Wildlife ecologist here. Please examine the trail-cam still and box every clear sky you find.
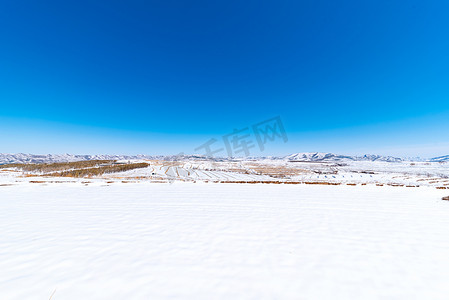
[1,0,449,158]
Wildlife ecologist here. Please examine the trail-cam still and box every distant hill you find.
[1,152,447,164]
[284,152,403,162]
[429,155,449,162]
[0,153,154,164]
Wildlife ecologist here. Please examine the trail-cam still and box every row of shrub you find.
[46,163,150,178]
[0,160,115,173]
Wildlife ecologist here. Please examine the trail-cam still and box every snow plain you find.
[1,183,449,300]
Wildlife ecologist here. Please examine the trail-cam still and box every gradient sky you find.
[1,0,449,157]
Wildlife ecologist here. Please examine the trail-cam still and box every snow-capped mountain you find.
[357,154,403,162]
[285,152,353,162]
[0,153,156,164]
[284,152,403,162]
[430,155,449,162]
[1,152,445,164]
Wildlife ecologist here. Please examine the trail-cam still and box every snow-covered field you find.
[1,183,449,299]
[3,158,449,188]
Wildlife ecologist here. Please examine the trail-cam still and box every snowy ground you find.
[4,159,449,188]
[1,183,449,299]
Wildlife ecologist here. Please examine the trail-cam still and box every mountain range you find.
[284,152,404,162]
[1,152,448,164]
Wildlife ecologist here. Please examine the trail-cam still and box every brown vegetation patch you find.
[246,164,312,178]
[46,163,150,178]
[305,181,341,185]
[417,178,441,182]
[1,160,115,173]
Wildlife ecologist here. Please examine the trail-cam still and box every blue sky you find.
[1,0,449,157]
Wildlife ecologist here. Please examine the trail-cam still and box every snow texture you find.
[1,183,449,299]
